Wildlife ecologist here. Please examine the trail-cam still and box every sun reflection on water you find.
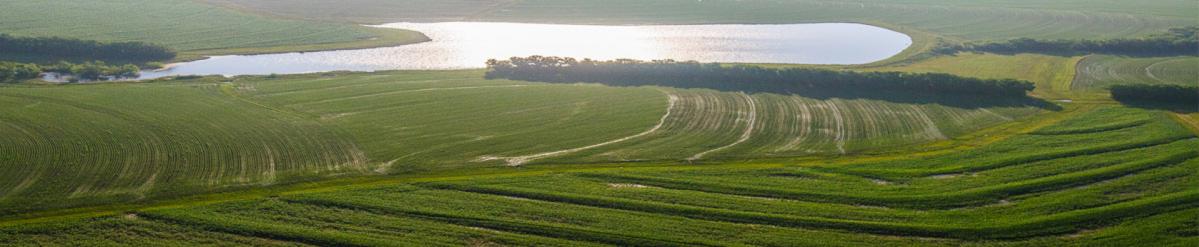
[141,22,911,79]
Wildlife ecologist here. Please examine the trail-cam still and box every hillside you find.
[4,106,1196,246]
[1073,55,1199,91]
[2,1,1197,245]
[0,70,1043,213]
[0,0,428,59]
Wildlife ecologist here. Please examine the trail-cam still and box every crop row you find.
[0,84,371,214]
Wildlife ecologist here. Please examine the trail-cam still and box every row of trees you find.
[0,33,176,62]
[486,56,1035,98]
[45,61,141,81]
[0,61,141,83]
[937,26,1198,56]
[1109,84,1199,107]
[0,62,42,82]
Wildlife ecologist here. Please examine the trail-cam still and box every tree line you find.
[1,61,141,83]
[485,56,1035,98]
[937,26,1198,56]
[0,62,42,82]
[0,33,176,62]
[1109,84,1199,108]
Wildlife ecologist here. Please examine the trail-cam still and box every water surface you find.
[142,22,911,79]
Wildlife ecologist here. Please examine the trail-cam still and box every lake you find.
[140,22,912,79]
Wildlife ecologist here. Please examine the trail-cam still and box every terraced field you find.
[0,82,370,214]
[240,71,1041,167]
[200,0,1195,41]
[3,1,1195,245]
[1072,55,1199,91]
[4,106,1195,246]
[239,71,669,170]
[0,0,427,55]
[538,90,1039,163]
[0,70,1039,214]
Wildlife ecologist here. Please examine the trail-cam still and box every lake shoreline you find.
[139,22,912,80]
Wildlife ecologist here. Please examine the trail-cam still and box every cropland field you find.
[865,53,1083,99]
[199,0,1195,41]
[3,1,1197,245]
[238,71,1041,167]
[0,70,1040,214]
[4,106,1195,246]
[0,82,371,214]
[0,0,427,56]
[1072,55,1199,91]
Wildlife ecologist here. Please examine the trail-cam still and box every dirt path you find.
[689,93,759,160]
[479,92,679,166]
[1142,59,1170,83]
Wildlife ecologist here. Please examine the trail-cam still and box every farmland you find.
[238,71,1040,166]
[1073,55,1199,91]
[0,0,428,59]
[863,53,1082,99]
[0,81,370,214]
[3,106,1196,246]
[199,0,1195,41]
[2,0,1198,245]
[0,70,1042,214]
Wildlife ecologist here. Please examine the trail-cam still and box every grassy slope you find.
[1073,55,1199,91]
[864,53,1084,100]
[199,0,1194,41]
[0,70,1039,214]
[239,71,1039,167]
[4,106,1195,246]
[0,0,428,60]
[0,81,373,214]
[1,1,1194,245]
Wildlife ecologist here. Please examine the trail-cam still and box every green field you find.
[0,0,428,59]
[1073,55,1199,91]
[864,53,1083,99]
[240,72,1040,166]
[4,106,1195,246]
[3,1,1198,245]
[0,70,1042,213]
[0,81,372,213]
[200,0,1195,41]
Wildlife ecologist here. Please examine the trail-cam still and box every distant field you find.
[0,0,427,56]
[199,0,1195,41]
[241,71,1041,167]
[0,70,1039,213]
[1073,55,1199,91]
[865,53,1082,99]
[5,106,1195,246]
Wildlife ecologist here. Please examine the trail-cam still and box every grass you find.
[1072,55,1199,91]
[1,1,1195,245]
[0,81,369,214]
[0,70,1040,216]
[0,215,301,246]
[238,71,1041,167]
[864,53,1083,100]
[1,105,1196,245]
[0,0,428,61]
